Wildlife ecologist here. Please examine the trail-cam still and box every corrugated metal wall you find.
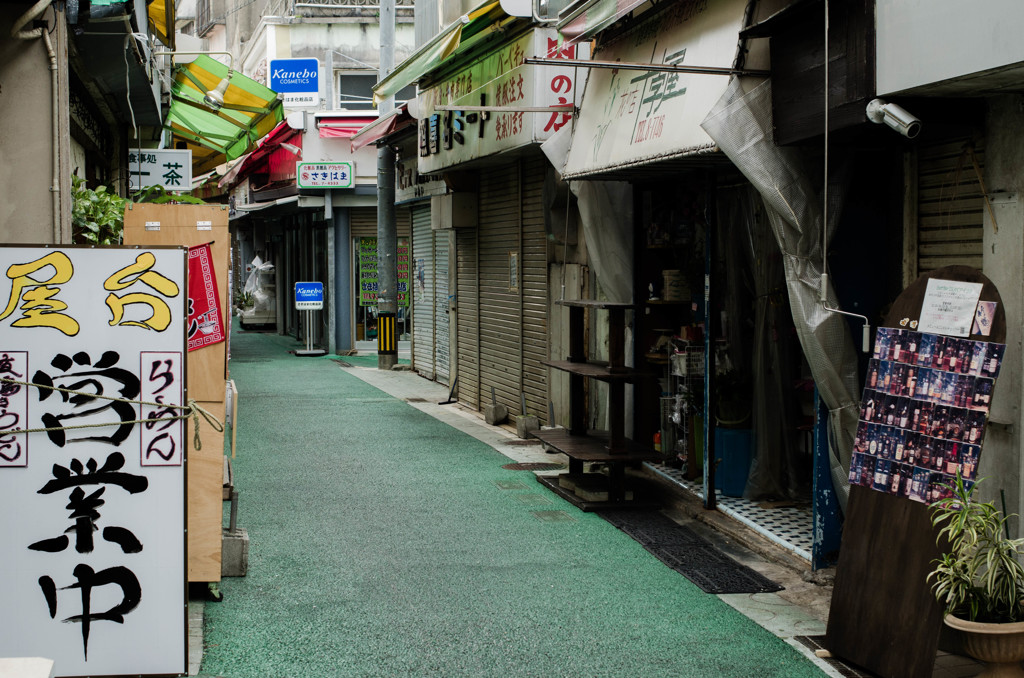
[411,203,435,379]
[456,225,480,408]
[434,230,451,384]
[456,155,548,421]
[478,163,523,413]
[916,138,985,274]
[520,155,548,422]
[350,207,412,238]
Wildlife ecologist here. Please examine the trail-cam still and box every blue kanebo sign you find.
[269,58,319,93]
[295,282,324,310]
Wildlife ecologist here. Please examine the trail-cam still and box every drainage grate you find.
[502,462,566,471]
[514,493,553,506]
[405,397,427,403]
[531,510,576,523]
[794,636,882,678]
[495,480,529,490]
[329,359,353,367]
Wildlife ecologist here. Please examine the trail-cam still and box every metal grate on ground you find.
[646,462,814,562]
[502,462,566,471]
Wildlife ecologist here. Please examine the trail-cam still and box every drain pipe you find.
[12,0,62,243]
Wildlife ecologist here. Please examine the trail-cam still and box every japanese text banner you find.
[188,243,225,351]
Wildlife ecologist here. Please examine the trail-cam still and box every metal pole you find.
[377,0,398,369]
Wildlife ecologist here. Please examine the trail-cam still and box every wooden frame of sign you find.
[825,265,1006,678]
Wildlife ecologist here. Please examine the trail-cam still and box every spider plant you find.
[929,473,1024,623]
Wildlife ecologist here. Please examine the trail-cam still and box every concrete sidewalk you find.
[198,330,840,677]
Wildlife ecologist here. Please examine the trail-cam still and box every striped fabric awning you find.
[165,55,284,175]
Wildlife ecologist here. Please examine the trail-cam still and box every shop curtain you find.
[719,185,807,501]
[701,79,861,512]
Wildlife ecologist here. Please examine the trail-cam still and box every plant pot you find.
[945,614,1024,677]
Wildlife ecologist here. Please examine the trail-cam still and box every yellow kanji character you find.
[0,252,79,336]
[104,252,180,331]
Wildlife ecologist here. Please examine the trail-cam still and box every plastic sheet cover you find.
[243,256,276,315]
[701,79,861,512]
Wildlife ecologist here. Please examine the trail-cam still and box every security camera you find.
[866,99,921,139]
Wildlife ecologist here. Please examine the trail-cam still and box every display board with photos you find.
[849,327,1005,504]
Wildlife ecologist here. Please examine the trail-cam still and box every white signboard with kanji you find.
[416,29,586,173]
[297,161,355,189]
[127,149,193,191]
[0,246,187,677]
[562,0,747,177]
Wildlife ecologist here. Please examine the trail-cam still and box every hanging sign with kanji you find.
[0,245,187,677]
[127,149,193,191]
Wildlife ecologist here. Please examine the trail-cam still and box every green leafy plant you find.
[929,473,1024,623]
[132,184,206,205]
[71,174,127,245]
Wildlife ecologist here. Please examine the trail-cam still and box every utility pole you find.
[377,0,398,369]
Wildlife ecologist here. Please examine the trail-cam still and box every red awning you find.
[318,116,379,139]
[219,121,302,188]
[349,106,416,152]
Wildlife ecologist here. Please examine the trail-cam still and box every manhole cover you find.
[502,462,566,471]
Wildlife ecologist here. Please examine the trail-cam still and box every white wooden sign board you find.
[0,245,187,677]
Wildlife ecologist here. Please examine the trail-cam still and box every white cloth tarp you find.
[701,78,861,512]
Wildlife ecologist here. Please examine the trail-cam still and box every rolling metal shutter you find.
[520,155,548,423]
[434,230,451,384]
[456,225,480,409]
[914,138,985,275]
[350,207,412,238]
[478,163,524,415]
[411,203,435,379]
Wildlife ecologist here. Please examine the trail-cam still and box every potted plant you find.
[929,472,1024,677]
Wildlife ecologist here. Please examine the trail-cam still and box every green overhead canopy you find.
[372,0,507,104]
[165,55,284,175]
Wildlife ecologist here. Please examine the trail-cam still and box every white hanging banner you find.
[0,245,187,677]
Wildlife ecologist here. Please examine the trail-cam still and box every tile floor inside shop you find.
[646,462,814,561]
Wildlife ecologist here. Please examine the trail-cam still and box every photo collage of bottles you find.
[850,327,1005,505]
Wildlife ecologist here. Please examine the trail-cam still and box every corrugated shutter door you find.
[456,226,479,409]
[917,138,985,273]
[411,204,434,379]
[520,156,548,423]
[434,230,451,384]
[478,164,523,415]
[350,207,412,239]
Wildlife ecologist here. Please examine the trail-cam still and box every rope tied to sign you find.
[0,377,224,451]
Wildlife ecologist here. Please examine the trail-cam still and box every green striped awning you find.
[165,55,284,175]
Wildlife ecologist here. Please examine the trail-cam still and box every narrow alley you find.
[198,329,830,677]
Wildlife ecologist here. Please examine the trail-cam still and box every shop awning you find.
[318,116,380,139]
[372,0,507,104]
[349,106,416,151]
[147,0,175,49]
[557,0,650,44]
[165,55,284,175]
[218,121,303,188]
[561,0,750,179]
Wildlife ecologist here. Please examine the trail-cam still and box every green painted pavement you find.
[202,330,825,677]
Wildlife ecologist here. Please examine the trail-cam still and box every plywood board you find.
[189,399,226,582]
[826,265,1005,678]
[123,203,230,582]
[123,204,231,402]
